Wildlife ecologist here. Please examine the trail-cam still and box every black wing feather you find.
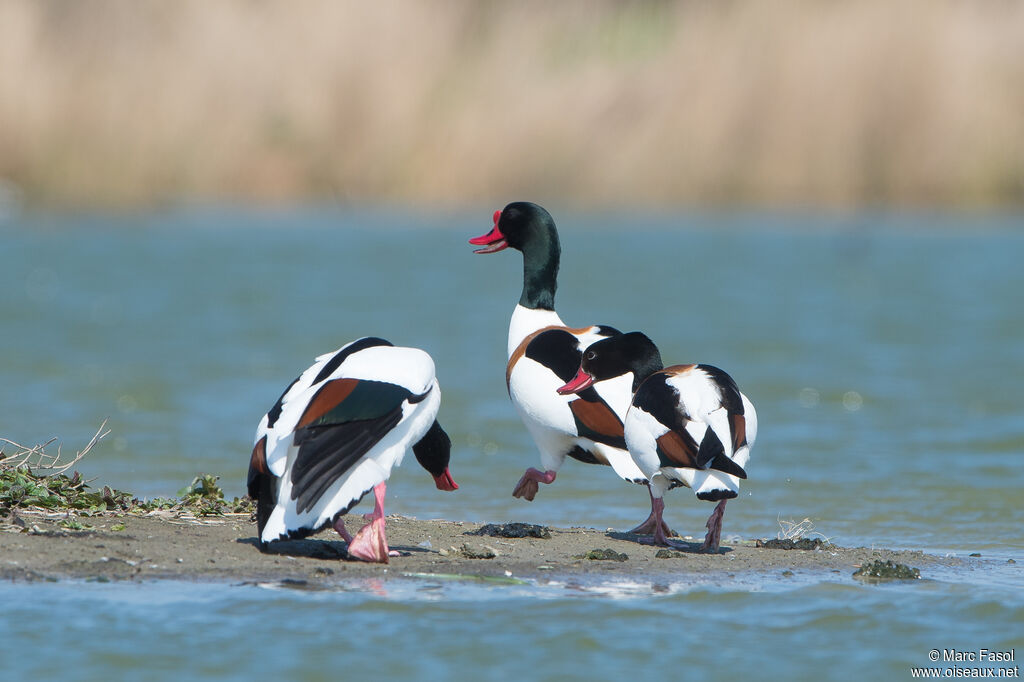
[290,379,418,514]
[291,410,404,514]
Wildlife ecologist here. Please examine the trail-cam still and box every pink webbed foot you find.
[701,499,728,553]
[628,485,676,537]
[512,468,557,501]
[637,526,690,550]
[347,516,395,563]
[345,483,400,563]
[634,496,688,549]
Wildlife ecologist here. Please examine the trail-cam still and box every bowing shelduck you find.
[247,337,458,563]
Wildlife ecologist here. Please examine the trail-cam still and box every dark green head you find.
[469,201,560,310]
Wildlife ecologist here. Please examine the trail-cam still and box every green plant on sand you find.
[1,423,253,520]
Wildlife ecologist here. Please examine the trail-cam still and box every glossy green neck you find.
[631,354,665,393]
[518,220,560,311]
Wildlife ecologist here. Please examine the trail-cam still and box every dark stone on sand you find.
[655,549,688,559]
[852,559,921,582]
[458,543,498,559]
[469,522,552,539]
[756,538,830,550]
[581,548,628,562]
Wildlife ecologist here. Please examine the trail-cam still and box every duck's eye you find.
[585,351,596,361]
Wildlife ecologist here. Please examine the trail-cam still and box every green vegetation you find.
[1,425,253,521]
[0,466,254,519]
[853,559,922,582]
[655,549,689,558]
[0,468,132,515]
[470,522,552,539]
[580,548,629,562]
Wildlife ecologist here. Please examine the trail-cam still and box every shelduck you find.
[247,337,458,563]
[558,332,757,552]
[470,202,669,534]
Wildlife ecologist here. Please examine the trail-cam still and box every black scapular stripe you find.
[525,328,605,404]
[639,374,747,478]
[265,376,300,430]
[265,337,394,430]
[311,337,393,385]
[634,376,689,434]
[525,329,583,383]
[696,364,745,415]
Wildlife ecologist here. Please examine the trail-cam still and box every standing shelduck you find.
[469,202,668,534]
[247,337,458,563]
[558,332,757,552]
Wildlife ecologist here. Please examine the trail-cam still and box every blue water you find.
[2,207,1022,679]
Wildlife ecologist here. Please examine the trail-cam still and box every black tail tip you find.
[696,489,739,502]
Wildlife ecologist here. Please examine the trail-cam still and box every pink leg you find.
[346,483,400,563]
[333,517,354,543]
[637,497,688,549]
[512,468,557,501]
[628,484,676,537]
[701,499,728,553]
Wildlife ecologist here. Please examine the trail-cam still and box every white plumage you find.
[247,337,456,562]
[560,332,757,552]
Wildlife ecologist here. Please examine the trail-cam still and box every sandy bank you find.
[0,510,958,588]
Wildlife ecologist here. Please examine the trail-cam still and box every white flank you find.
[509,356,579,438]
[624,406,669,480]
[507,340,639,481]
[589,441,646,482]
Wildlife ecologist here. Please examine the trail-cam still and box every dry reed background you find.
[1,0,1023,209]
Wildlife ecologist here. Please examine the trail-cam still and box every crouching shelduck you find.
[558,332,757,552]
[470,203,674,536]
[247,337,458,563]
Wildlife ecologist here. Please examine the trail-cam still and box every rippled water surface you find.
[2,208,1022,679]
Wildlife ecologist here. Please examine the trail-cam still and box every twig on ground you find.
[0,420,110,476]
[777,516,832,545]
